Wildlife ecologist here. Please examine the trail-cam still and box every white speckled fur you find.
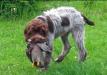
[36,7,88,62]
[43,7,85,36]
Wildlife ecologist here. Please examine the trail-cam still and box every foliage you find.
[0,0,96,19]
[0,0,37,18]
[0,1,107,75]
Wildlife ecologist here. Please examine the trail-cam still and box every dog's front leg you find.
[55,33,71,62]
[44,52,52,69]
[43,33,54,68]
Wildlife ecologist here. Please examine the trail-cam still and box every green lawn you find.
[0,1,107,75]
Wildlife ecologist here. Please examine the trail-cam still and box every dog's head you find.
[24,19,48,42]
[24,19,51,69]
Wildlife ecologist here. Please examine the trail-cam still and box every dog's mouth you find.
[32,62,48,71]
[28,44,48,69]
[32,61,45,68]
[26,40,51,70]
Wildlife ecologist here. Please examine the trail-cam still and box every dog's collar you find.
[37,16,54,33]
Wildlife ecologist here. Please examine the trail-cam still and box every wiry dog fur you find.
[24,7,94,69]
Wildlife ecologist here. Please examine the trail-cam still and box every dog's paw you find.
[55,56,64,63]
[79,51,87,62]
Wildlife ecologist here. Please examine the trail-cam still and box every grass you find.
[0,1,107,75]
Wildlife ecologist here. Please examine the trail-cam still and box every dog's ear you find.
[30,19,48,37]
[38,25,48,37]
[30,34,47,43]
[24,20,38,42]
[24,19,49,42]
[24,25,30,42]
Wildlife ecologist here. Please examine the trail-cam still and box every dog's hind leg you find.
[55,33,71,62]
[71,25,87,62]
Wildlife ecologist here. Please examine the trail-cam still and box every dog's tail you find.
[82,14,95,26]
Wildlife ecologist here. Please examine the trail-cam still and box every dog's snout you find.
[32,61,44,68]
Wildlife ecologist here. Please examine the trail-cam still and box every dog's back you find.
[43,7,85,37]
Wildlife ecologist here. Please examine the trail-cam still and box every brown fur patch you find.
[30,34,47,43]
[61,17,70,26]
[24,19,48,42]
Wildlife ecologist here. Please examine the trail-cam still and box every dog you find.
[24,7,94,70]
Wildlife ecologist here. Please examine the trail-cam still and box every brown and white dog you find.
[24,7,94,70]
